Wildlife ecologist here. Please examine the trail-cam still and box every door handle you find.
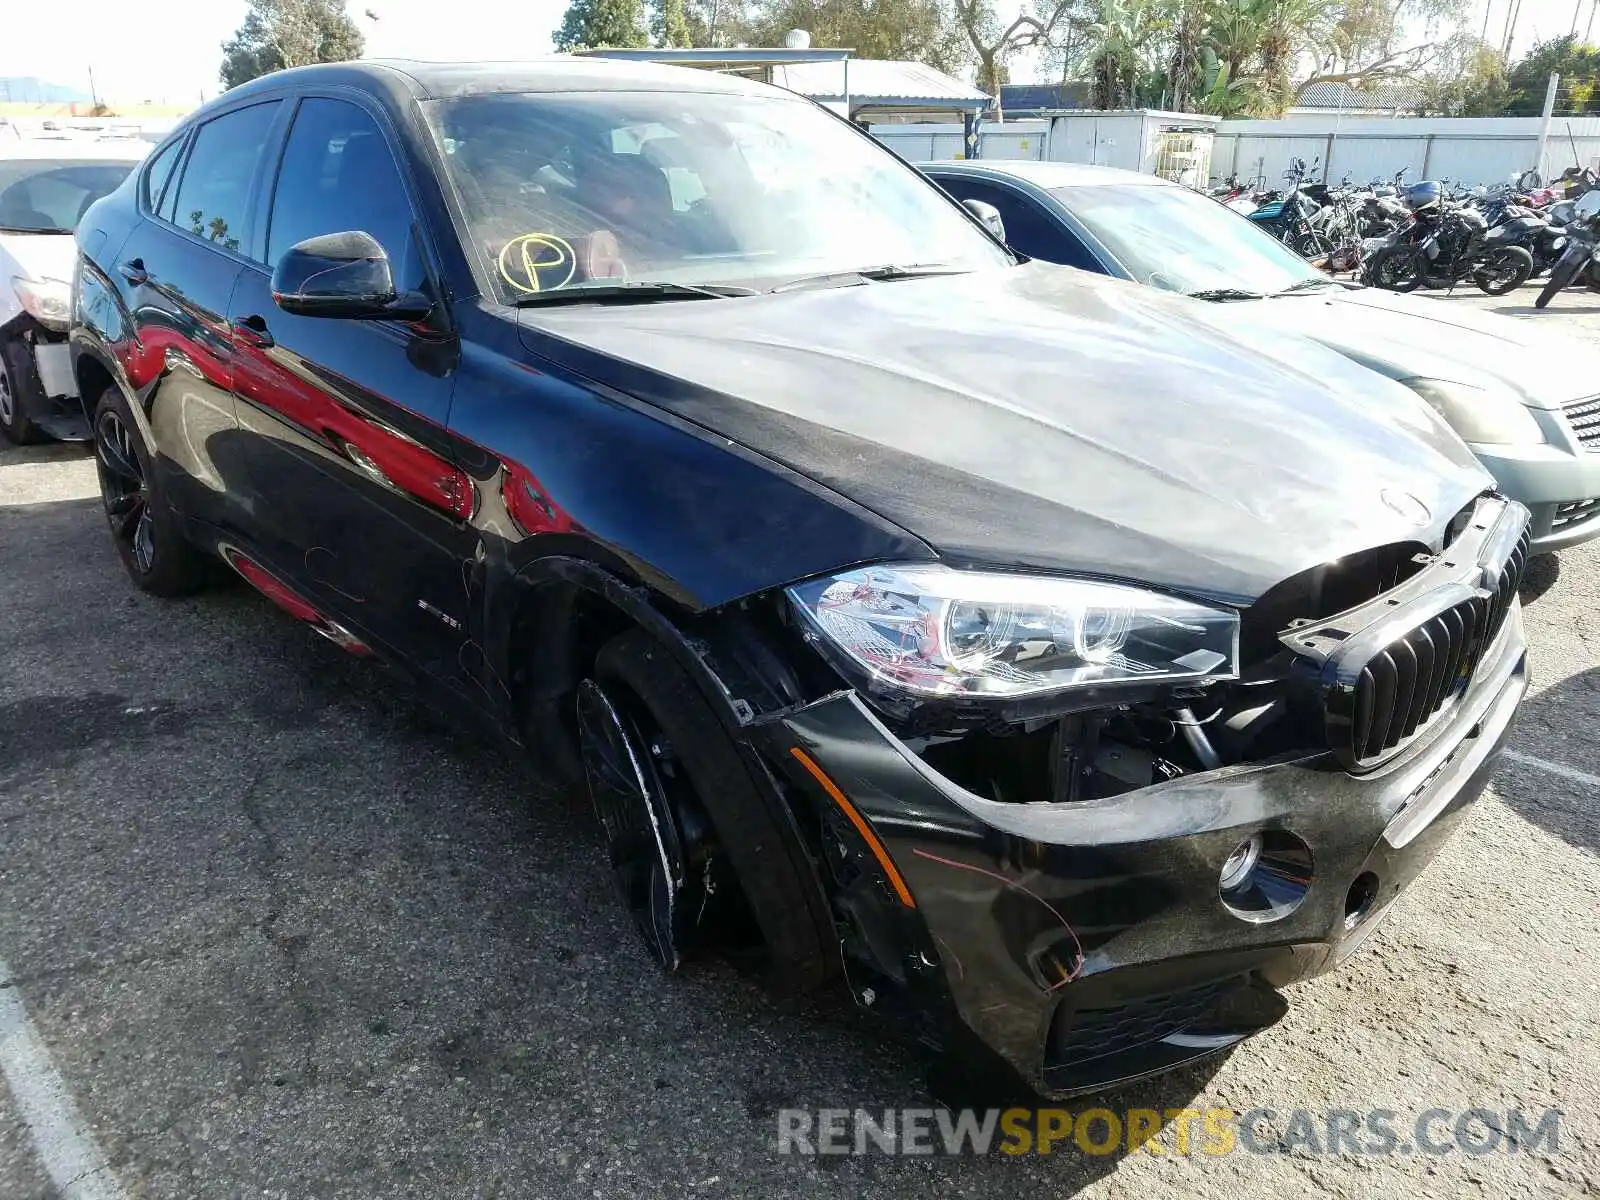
[119,258,148,286]
[231,314,275,349]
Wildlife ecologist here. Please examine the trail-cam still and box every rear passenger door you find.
[226,93,475,685]
[111,100,281,525]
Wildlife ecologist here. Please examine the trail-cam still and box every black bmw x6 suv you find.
[70,57,1528,1099]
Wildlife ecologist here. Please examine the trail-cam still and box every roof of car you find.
[921,160,1173,189]
[224,56,775,103]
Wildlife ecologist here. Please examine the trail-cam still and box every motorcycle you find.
[1535,189,1600,308]
[1363,180,1534,296]
[1245,157,1333,259]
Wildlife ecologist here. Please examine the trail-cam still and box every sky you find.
[0,0,1591,104]
[0,0,565,105]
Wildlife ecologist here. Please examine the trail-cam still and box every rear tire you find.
[1536,254,1584,308]
[1474,245,1534,296]
[0,337,43,444]
[91,383,210,596]
[585,627,836,990]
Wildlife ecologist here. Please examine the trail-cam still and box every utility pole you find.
[1574,0,1585,35]
[88,64,100,109]
[1587,0,1598,42]
[1503,0,1523,57]
[1536,72,1560,181]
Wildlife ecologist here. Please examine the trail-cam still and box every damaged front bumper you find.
[2,315,86,440]
[761,603,1528,1098]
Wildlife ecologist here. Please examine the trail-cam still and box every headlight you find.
[12,275,71,330]
[1401,378,1545,445]
[787,563,1239,700]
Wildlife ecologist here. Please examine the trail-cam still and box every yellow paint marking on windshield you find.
[498,233,577,295]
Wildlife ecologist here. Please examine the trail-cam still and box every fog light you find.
[1219,834,1263,891]
[1219,830,1312,925]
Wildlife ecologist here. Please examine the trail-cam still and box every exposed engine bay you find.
[806,535,1454,804]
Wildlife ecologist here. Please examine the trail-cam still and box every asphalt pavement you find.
[1,288,1598,1199]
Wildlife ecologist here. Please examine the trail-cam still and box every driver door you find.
[226,94,477,689]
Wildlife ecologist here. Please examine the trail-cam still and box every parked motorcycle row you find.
[1211,160,1600,306]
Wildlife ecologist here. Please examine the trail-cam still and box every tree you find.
[950,0,1086,100]
[682,0,756,46]
[653,0,695,45]
[1413,35,1508,115]
[752,0,968,70]
[555,0,649,50]
[1502,34,1600,114]
[219,0,364,90]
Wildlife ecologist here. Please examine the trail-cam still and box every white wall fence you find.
[1212,115,1600,188]
[875,113,1600,189]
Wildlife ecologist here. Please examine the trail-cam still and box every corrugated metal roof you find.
[771,60,988,109]
[1295,81,1420,110]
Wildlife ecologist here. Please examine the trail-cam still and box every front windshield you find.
[1051,183,1326,296]
[424,90,1011,300]
[0,160,136,233]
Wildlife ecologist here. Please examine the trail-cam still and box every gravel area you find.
[0,287,1596,1198]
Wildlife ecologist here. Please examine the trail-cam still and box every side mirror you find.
[271,231,431,321]
[961,198,1007,244]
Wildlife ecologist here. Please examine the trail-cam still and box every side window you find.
[266,98,423,291]
[169,102,281,255]
[941,178,1099,270]
[142,136,184,214]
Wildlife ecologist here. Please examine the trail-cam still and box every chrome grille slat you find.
[1565,396,1600,451]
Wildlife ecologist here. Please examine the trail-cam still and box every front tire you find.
[1474,245,1534,296]
[0,337,42,444]
[1367,246,1423,292]
[1536,253,1585,308]
[1294,230,1335,259]
[91,384,209,595]
[580,628,835,990]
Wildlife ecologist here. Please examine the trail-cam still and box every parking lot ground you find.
[2,288,1599,1198]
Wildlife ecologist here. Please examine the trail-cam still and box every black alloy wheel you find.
[90,386,209,594]
[576,677,717,971]
[96,406,157,575]
[576,628,836,990]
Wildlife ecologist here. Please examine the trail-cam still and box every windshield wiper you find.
[1184,287,1266,302]
[1273,277,1336,295]
[0,225,72,235]
[770,263,967,294]
[513,280,754,307]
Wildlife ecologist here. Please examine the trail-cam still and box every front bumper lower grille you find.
[1553,497,1600,531]
[1047,978,1241,1068]
[1285,496,1530,773]
[1564,396,1600,451]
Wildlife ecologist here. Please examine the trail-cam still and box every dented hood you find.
[519,263,1491,604]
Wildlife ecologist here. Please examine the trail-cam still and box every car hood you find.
[518,263,1490,605]
[0,230,75,285]
[1233,284,1600,410]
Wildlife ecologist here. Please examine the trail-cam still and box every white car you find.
[1,139,147,443]
[923,160,1600,553]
